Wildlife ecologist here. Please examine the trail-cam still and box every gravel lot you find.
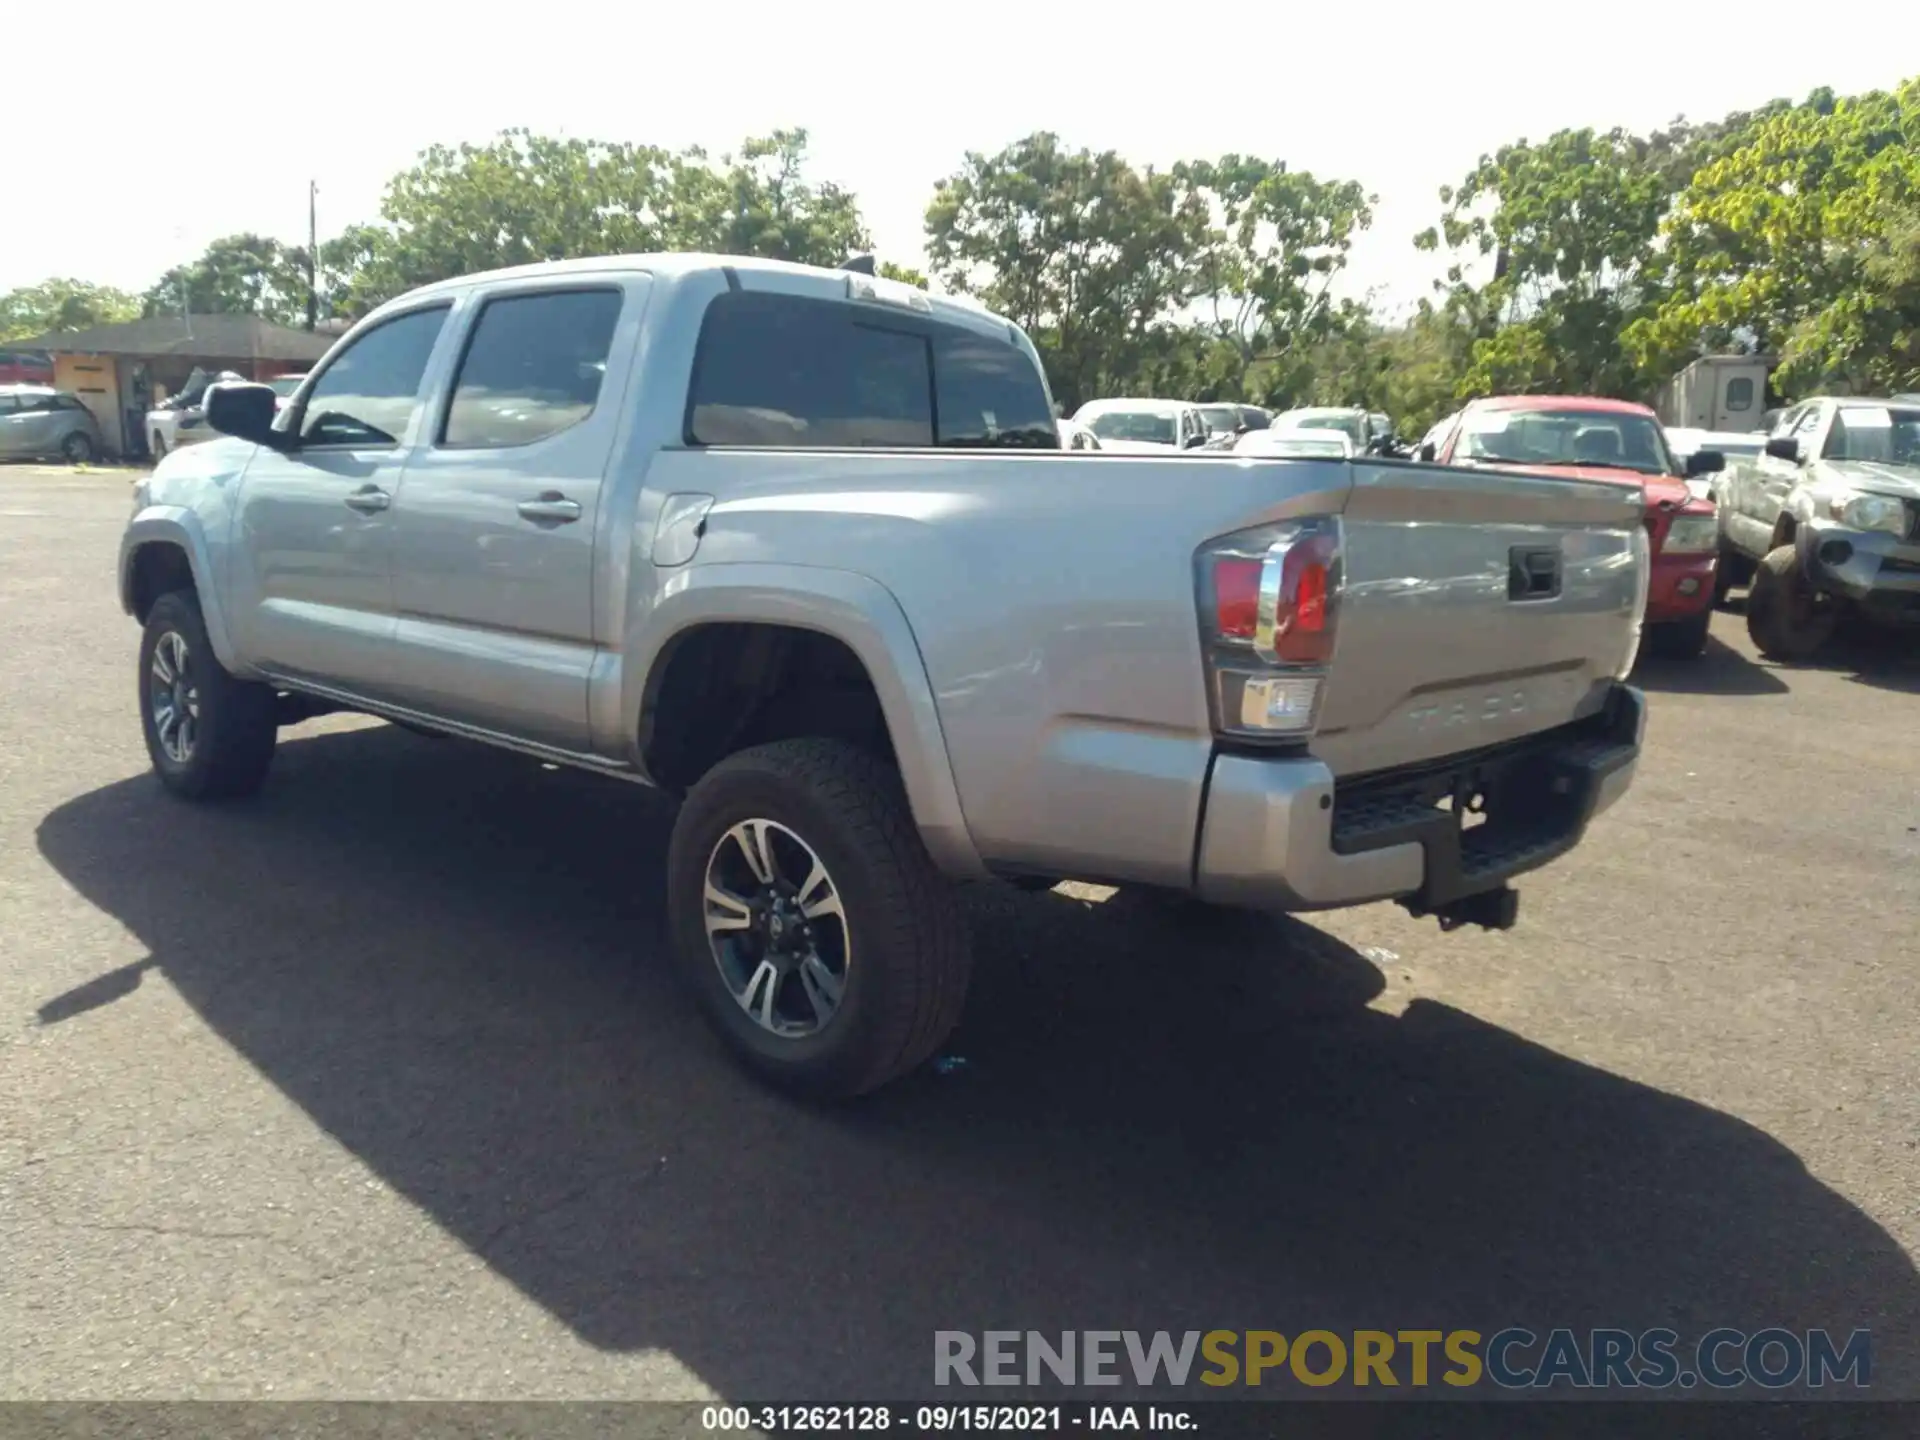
[3,463,1917,1401]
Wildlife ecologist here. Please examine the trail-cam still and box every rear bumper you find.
[1799,519,1920,615]
[1646,550,1716,622]
[1194,684,1644,912]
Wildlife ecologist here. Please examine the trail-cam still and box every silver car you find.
[0,385,105,463]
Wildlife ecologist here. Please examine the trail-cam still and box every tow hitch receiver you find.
[1401,885,1520,933]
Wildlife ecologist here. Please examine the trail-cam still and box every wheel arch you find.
[624,565,986,879]
[120,511,242,671]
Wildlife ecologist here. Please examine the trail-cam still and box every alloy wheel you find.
[149,630,199,764]
[702,818,850,1037]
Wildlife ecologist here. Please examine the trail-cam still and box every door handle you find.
[344,485,390,514]
[517,491,582,524]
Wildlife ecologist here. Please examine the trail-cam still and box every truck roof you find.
[386,251,1013,341]
[1472,395,1656,419]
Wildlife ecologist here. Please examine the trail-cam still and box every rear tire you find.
[666,738,971,1099]
[1647,606,1712,660]
[1746,544,1838,662]
[138,590,278,800]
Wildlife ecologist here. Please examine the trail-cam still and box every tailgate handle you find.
[1508,546,1562,601]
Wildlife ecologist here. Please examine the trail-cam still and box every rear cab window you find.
[685,290,1057,449]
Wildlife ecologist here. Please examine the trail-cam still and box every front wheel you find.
[138,591,279,799]
[1746,544,1838,662]
[666,738,972,1098]
[62,431,95,464]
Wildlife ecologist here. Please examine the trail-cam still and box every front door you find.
[227,303,454,698]
[385,280,638,752]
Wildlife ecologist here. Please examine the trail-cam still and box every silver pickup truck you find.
[120,253,1649,1096]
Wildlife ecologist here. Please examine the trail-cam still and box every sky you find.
[6,0,1916,315]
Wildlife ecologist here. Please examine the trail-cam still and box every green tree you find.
[143,233,310,326]
[1630,81,1920,395]
[924,132,1211,410]
[0,278,140,341]
[1176,156,1374,398]
[1417,127,1673,398]
[320,128,868,317]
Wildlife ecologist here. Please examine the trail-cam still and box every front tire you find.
[666,738,971,1098]
[1746,544,1838,662]
[62,431,95,464]
[138,591,278,800]
[149,432,168,463]
[1647,606,1712,660]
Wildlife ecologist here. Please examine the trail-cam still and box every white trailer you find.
[1651,355,1775,433]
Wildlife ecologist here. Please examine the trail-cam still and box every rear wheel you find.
[1648,606,1712,660]
[666,738,971,1098]
[1746,544,1838,662]
[138,591,279,799]
[61,431,95,464]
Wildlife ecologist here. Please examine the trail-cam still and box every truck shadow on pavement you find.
[1630,633,1790,696]
[34,725,1920,1400]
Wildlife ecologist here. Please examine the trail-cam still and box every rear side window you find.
[932,328,1057,447]
[686,290,1055,449]
[442,288,623,448]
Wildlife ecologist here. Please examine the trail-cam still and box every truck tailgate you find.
[1311,460,1648,777]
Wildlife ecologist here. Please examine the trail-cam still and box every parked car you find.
[1420,396,1724,660]
[0,348,55,386]
[122,252,1648,1096]
[1665,427,1766,503]
[1072,397,1210,452]
[1713,395,1920,660]
[1057,417,1103,451]
[1272,406,1395,456]
[0,384,105,463]
[1233,427,1354,458]
[147,368,245,460]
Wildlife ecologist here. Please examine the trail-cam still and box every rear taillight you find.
[1196,517,1342,739]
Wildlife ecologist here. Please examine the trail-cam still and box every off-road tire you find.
[1647,606,1712,660]
[138,590,278,800]
[666,738,971,1098]
[1746,544,1838,662]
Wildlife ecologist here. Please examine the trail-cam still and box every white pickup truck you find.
[121,253,1649,1095]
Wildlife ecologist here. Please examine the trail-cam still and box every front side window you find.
[442,288,623,448]
[300,305,449,447]
[1456,408,1675,475]
[688,291,933,447]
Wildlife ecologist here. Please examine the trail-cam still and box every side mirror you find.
[1764,436,1801,463]
[1416,441,1437,462]
[205,382,290,449]
[1685,449,1725,476]
[1183,432,1208,450]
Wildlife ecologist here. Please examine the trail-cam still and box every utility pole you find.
[305,180,319,332]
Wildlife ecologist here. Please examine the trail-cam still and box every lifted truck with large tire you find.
[1713,395,1920,661]
[120,253,1650,1097]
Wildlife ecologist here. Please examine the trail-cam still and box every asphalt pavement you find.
[3,464,1917,1401]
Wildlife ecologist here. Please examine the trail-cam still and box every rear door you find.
[384,277,640,751]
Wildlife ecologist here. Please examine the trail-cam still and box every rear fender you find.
[619,563,986,879]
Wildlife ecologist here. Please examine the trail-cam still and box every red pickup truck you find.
[1418,395,1724,659]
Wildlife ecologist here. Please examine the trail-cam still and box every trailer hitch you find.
[1400,885,1520,933]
